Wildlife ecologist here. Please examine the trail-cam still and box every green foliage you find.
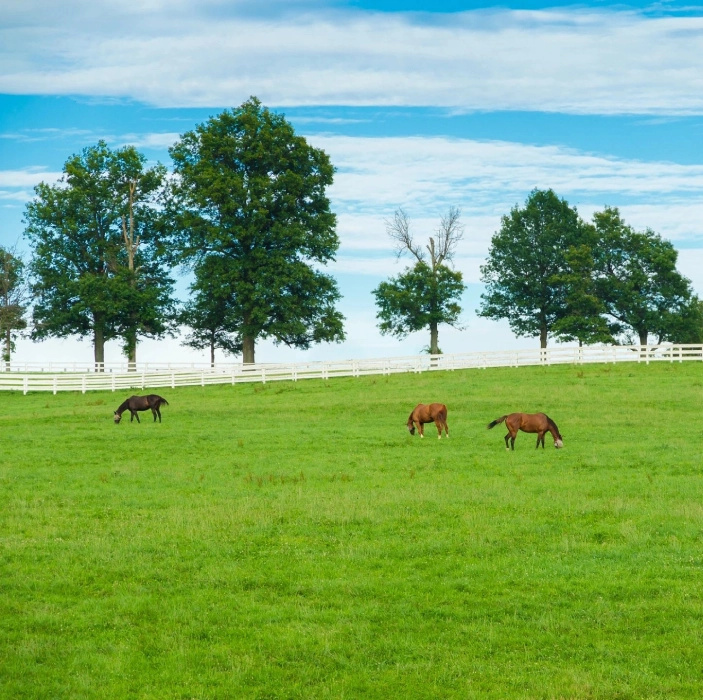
[23,141,175,364]
[592,207,698,345]
[168,97,345,363]
[179,257,241,364]
[0,246,29,363]
[373,261,464,343]
[479,189,587,348]
[2,363,703,698]
[551,244,617,346]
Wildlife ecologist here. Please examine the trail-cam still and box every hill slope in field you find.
[1,363,703,699]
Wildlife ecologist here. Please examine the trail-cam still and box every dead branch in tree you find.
[385,208,424,263]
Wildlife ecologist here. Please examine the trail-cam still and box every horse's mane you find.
[546,415,561,437]
[115,399,130,414]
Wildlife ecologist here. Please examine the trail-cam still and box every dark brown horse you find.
[114,395,169,424]
[487,412,563,450]
[407,403,449,439]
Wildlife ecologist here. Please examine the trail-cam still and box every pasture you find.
[1,362,702,699]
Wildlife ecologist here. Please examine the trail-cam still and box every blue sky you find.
[1,0,702,364]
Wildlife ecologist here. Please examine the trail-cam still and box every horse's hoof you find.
[420,435,424,439]
[438,436,441,440]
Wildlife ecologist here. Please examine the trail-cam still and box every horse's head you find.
[114,412,122,424]
[407,418,415,435]
[554,437,564,448]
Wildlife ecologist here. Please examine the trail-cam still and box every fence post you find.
[81,376,86,394]
[261,367,266,384]
[646,346,650,365]
[111,373,115,392]
[172,371,175,389]
[53,376,57,395]
[23,376,28,395]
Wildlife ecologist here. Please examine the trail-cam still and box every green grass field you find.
[1,362,703,699]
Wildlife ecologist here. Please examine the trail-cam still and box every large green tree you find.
[592,207,697,346]
[24,141,175,368]
[479,189,587,348]
[373,208,465,354]
[0,245,29,368]
[168,98,345,364]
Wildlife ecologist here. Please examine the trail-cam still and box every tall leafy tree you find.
[24,141,175,368]
[372,208,465,354]
[168,98,345,364]
[479,189,587,348]
[592,207,697,346]
[0,245,29,368]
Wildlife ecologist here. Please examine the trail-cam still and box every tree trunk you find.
[94,323,105,371]
[243,335,255,364]
[430,322,439,355]
[210,338,215,368]
[4,328,11,371]
[639,329,648,347]
[127,333,137,372]
[540,319,548,349]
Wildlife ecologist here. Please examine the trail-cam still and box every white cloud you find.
[0,169,62,187]
[1,3,703,113]
[320,136,703,262]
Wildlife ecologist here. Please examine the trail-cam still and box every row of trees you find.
[369,189,702,354]
[1,99,700,366]
[480,189,702,348]
[5,98,345,367]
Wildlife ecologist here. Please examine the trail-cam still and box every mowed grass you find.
[1,362,703,699]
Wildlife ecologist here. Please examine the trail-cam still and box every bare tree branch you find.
[434,206,464,267]
[385,208,424,263]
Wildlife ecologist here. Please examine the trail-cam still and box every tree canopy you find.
[0,245,29,367]
[373,208,466,354]
[24,141,175,367]
[479,189,587,348]
[168,97,345,364]
[591,207,698,346]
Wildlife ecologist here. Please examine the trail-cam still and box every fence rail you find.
[1,344,701,394]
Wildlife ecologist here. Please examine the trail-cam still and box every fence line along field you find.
[1,362,702,698]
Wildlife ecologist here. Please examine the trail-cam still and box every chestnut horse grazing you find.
[114,395,169,424]
[407,403,449,439]
[487,412,563,450]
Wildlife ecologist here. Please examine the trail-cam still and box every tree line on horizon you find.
[0,98,701,369]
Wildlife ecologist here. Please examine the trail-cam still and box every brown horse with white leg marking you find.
[114,395,169,424]
[487,412,563,450]
[407,403,449,439]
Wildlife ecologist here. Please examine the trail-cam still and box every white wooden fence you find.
[0,344,701,395]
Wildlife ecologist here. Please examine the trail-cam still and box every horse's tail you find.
[487,415,507,430]
[437,406,448,424]
[161,398,169,406]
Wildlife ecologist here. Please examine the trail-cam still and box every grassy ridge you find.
[1,363,703,699]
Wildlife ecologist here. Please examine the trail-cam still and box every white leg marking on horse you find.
[420,434,424,439]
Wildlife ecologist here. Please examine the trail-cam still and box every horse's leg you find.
[510,431,516,450]
[157,406,162,423]
[444,419,449,438]
[134,411,140,423]
[541,433,546,449]
[418,421,424,439]
[504,433,510,450]
[152,408,157,422]
[435,420,442,439]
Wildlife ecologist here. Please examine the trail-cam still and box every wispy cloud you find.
[1,2,703,113]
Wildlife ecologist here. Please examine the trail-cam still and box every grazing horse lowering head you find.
[487,412,563,450]
[113,394,169,424]
[407,403,449,439]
